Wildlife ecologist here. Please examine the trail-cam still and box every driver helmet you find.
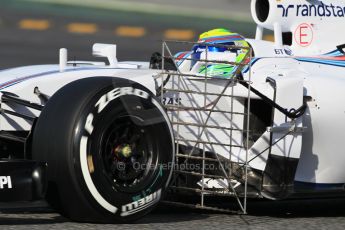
[191,28,250,78]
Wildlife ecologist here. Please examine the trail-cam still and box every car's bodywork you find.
[0,0,344,220]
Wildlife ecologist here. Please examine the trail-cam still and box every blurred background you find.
[0,0,257,68]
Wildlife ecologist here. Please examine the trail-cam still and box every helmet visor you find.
[191,43,238,69]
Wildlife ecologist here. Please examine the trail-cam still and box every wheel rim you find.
[99,115,156,192]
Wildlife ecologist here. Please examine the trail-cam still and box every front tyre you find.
[32,77,174,223]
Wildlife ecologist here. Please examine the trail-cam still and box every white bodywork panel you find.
[251,0,345,55]
[164,43,345,186]
[1,0,345,188]
[0,64,157,131]
[1,46,345,185]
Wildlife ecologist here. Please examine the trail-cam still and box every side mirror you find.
[92,43,118,67]
[149,52,177,71]
[337,44,345,54]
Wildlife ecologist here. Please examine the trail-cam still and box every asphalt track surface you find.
[1,198,345,229]
[0,1,345,229]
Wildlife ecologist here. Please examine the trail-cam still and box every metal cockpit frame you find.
[158,40,253,214]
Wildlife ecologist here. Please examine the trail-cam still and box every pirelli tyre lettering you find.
[32,77,175,223]
[121,189,161,217]
[0,176,12,189]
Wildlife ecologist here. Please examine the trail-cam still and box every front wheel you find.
[32,77,174,223]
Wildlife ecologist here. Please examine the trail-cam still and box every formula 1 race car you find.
[0,0,345,223]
